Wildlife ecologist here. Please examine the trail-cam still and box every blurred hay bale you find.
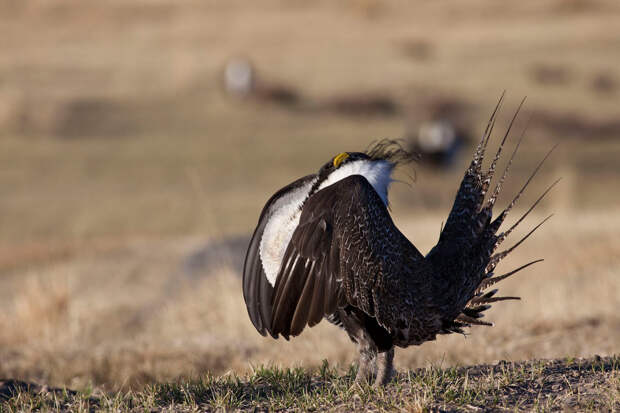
[590,72,617,96]
[0,94,141,138]
[530,63,572,86]
[321,92,399,117]
[52,98,137,138]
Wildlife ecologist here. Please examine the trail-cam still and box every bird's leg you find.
[355,347,376,384]
[373,347,395,387]
[355,334,377,384]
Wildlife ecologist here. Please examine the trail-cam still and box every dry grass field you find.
[1,0,619,410]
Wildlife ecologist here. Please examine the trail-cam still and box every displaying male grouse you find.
[243,97,557,386]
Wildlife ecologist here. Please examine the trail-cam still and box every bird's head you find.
[314,140,417,205]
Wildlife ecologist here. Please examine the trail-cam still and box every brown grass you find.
[0,0,619,395]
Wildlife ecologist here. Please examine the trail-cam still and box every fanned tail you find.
[428,96,556,335]
[437,93,507,245]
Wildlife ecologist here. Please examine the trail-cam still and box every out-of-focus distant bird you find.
[411,119,470,167]
[405,96,473,168]
[242,97,557,386]
[223,57,300,106]
[223,58,256,97]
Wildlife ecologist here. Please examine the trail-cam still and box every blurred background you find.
[0,0,619,391]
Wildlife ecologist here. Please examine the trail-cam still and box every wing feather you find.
[242,215,272,335]
[242,175,316,337]
[290,260,318,335]
[307,257,327,327]
[269,174,424,338]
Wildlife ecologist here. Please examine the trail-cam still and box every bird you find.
[242,97,557,387]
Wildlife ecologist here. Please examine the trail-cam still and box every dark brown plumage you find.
[243,96,556,386]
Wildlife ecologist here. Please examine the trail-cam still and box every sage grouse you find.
[243,99,556,386]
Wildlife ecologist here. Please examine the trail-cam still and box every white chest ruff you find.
[259,159,394,287]
[259,178,316,286]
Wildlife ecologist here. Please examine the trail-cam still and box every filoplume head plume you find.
[365,139,419,166]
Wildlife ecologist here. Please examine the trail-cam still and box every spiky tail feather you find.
[427,95,557,335]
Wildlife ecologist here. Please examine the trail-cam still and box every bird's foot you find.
[372,367,395,387]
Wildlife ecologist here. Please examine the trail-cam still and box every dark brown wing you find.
[270,209,339,338]
[243,174,316,337]
[270,174,424,339]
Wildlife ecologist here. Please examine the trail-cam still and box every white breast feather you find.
[259,178,316,286]
[318,159,394,205]
[259,159,394,287]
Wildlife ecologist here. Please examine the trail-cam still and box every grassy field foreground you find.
[2,355,618,412]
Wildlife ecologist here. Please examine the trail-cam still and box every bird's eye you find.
[333,152,349,168]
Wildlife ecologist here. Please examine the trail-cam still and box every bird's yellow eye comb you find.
[333,152,349,168]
